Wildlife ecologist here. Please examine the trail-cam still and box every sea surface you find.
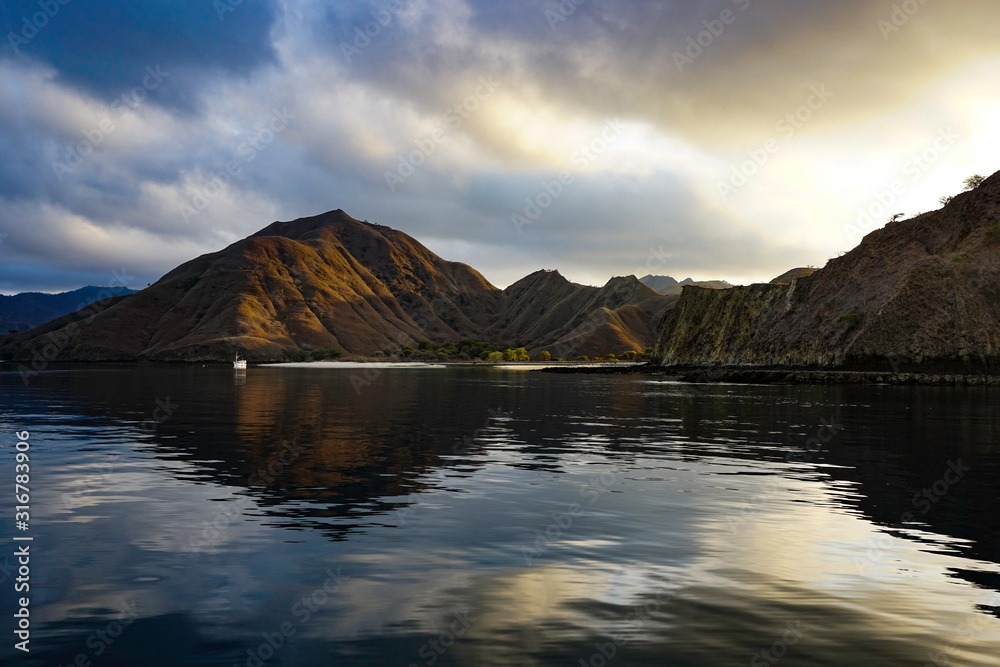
[1,363,999,666]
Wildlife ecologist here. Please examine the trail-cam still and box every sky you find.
[1,0,999,294]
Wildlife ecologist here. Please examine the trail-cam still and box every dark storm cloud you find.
[0,0,280,112]
[1,0,998,294]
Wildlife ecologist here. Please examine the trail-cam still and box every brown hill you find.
[0,211,674,363]
[0,211,503,362]
[652,170,1000,372]
[491,271,673,358]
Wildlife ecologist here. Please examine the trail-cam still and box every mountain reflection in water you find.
[1,363,998,666]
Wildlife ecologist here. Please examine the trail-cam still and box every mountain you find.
[0,211,674,362]
[492,271,673,358]
[652,170,1000,372]
[0,285,136,333]
[639,274,679,291]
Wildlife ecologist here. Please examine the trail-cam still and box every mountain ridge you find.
[0,211,673,362]
[0,285,137,333]
[652,169,1000,372]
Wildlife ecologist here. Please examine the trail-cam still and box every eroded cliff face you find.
[654,170,1000,372]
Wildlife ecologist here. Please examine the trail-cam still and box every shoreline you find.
[541,363,1000,386]
[7,359,1000,385]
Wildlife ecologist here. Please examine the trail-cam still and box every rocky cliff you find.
[653,170,1000,372]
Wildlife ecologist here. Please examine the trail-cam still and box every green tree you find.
[487,351,504,363]
[964,174,986,190]
[503,348,517,361]
[537,351,552,362]
[514,347,530,362]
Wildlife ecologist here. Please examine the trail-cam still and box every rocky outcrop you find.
[769,268,817,284]
[653,170,1000,373]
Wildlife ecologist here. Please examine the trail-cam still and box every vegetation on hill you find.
[360,338,650,362]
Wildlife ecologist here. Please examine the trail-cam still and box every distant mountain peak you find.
[638,274,679,291]
[0,285,137,333]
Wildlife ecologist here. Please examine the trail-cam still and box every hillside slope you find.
[653,171,1000,372]
[0,211,503,361]
[492,271,673,357]
[0,211,674,362]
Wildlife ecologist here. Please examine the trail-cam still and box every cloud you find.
[0,0,280,113]
[2,0,1000,294]
[304,0,1000,151]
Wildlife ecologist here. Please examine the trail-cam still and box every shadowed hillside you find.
[0,285,136,333]
[653,170,1000,372]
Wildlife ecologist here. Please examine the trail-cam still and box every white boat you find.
[233,353,247,369]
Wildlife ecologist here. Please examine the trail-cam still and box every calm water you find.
[1,363,1000,666]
